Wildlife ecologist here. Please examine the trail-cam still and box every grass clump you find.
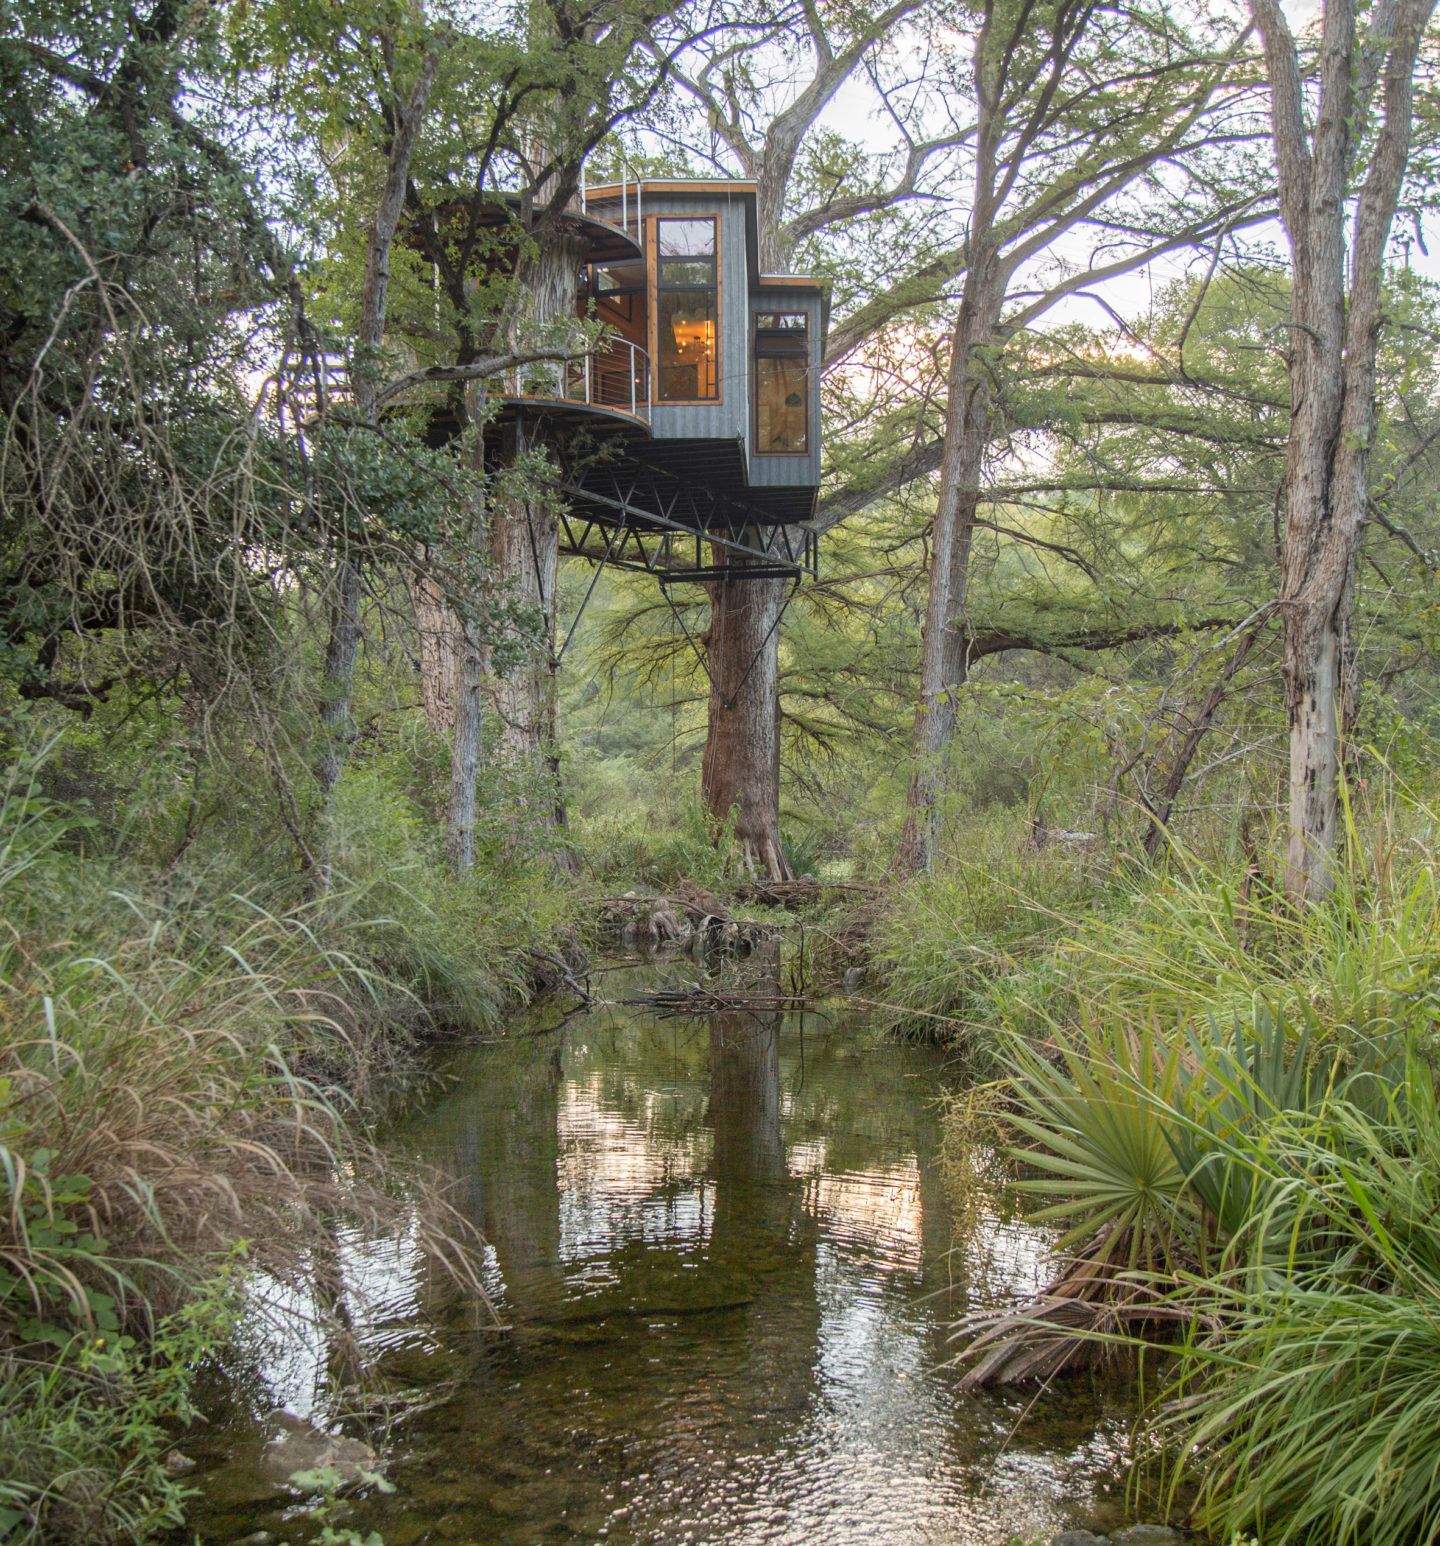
[948,788,1440,1543]
[869,813,1108,1048]
[1156,1056,1440,1546]
[0,746,501,1542]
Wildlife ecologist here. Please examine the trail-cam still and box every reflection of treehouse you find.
[446,178,827,588]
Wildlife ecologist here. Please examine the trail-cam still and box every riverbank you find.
[861,785,1440,1545]
[0,746,583,1542]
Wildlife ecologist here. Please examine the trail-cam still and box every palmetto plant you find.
[954,1016,1200,1386]
[1006,1018,1194,1272]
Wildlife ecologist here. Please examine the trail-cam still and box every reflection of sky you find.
[224,1010,1132,1545]
[238,1215,433,1421]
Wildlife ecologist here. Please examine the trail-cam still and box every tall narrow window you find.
[754,311,809,453]
[656,217,718,402]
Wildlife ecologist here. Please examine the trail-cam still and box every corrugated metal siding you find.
[746,290,822,491]
[641,189,822,513]
[648,194,749,446]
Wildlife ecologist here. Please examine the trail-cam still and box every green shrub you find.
[1155,1058,1440,1546]
[574,792,736,892]
[870,814,1109,1046]
[0,1286,234,1544]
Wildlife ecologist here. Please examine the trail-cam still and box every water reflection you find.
[201,956,1133,1544]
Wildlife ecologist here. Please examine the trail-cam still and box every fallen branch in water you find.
[734,877,878,910]
[952,1232,1196,1387]
[620,984,810,1016]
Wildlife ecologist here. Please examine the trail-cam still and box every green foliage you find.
[326,759,581,1034]
[575,792,738,892]
[1005,1021,1193,1271]
[869,812,1108,1046]
[0,727,549,1540]
[1153,1059,1440,1546]
[997,799,1440,1050]
[0,1282,235,1543]
[954,790,1440,1544]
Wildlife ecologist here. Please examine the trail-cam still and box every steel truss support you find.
[554,493,817,583]
[543,428,819,585]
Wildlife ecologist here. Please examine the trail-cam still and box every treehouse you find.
[482,178,828,585]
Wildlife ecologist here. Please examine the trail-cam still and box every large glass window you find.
[754,311,809,452]
[656,217,718,402]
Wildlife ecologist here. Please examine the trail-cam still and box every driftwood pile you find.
[597,883,779,953]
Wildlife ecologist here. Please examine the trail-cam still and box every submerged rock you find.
[257,1411,381,1491]
[1110,1527,1184,1546]
[1050,1531,1109,1546]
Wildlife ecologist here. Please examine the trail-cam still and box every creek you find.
[190,950,1137,1544]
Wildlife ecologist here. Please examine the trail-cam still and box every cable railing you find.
[578,164,643,242]
[494,337,650,421]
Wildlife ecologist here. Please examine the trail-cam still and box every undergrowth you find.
[937,780,1440,1544]
[868,812,1113,1051]
[0,735,575,1542]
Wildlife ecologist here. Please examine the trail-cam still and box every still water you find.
[196,957,1136,1544]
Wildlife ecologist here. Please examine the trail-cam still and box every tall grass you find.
[988,789,1440,1049]
[1154,1059,1440,1546]
[0,750,495,1541]
[869,813,1109,1046]
[945,786,1440,1542]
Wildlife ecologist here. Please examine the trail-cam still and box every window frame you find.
[649,214,722,406]
[752,308,811,456]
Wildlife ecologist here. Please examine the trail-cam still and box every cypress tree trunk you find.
[1248,0,1434,901]
[698,215,793,879]
[893,256,1004,875]
[445,384,489,872]
[701,569,793,880]
[478,227,585,824]
[435,220,585,871]
[410,564,461,737]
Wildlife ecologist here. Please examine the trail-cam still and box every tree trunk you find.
[317,556,363,799]
[701,569,793,880]
[410,563,462,737]
[315,47,438,822]
[697,207,796,880]
[477,229,585,830]
[483,464,561,769]
[445,386,489,872]
[1249,0,1433,901]
[893,258,1004,874]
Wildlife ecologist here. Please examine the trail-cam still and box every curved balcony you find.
[492,338,650,424]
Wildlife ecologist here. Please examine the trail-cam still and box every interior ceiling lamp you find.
[671,316,714,354]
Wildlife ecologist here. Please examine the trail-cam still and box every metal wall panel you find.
[746,288,823,490]
[640,189,822,510]
[648,193,750,446]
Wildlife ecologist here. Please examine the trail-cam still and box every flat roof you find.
[585,178,759,198]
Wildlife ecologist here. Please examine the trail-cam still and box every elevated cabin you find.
[485,179,828,583]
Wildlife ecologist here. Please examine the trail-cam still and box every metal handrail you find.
[579,164,643,242]
[498,337,650,421]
